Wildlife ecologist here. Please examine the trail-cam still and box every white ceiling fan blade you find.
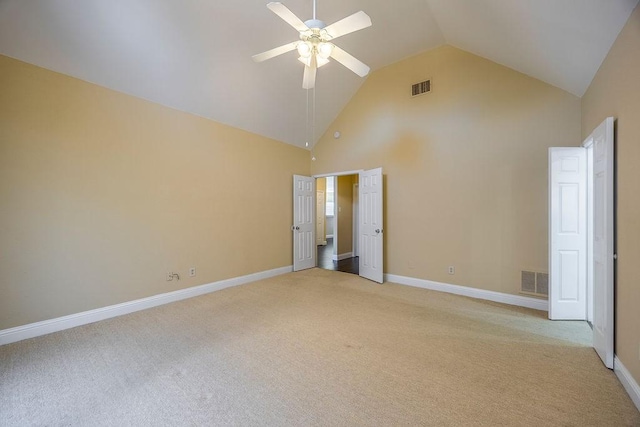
[324,11,372,40]
[302,57,317,89]
[267,2,309,33]
[252,41,299,63]
[330,45,370,77]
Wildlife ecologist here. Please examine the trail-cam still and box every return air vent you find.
[411,79,431,97]
[521,270,549,297]
[536,272,549,296]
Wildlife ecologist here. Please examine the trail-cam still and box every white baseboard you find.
[615,356,640,412]
[333,252,354,261]
[0,265,293,346]
[384,274,548,311]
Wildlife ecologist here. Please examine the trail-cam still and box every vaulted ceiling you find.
[0,0,637,148]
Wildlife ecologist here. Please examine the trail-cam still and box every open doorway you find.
[293,168,383,282]
[316,175,359,275]
[548,117,614,369]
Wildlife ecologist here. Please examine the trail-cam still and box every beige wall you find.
[311,45,581,295]
[336,175,354,255]
[582,5,640,386]
[0,55,309,330]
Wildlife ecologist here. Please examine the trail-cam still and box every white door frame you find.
[585,144,594,324]
[353,183,359,257]
[316,190,327,246]
[313,170,365,179]
[333,176,339,260]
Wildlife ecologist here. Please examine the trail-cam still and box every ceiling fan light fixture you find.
[253,1,372,89]
[317,42,334,59]
[297,41,312,58]
[298,55,329,68]
[316,55,330,67]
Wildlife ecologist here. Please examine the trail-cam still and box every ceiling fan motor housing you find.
[304,19,326,29]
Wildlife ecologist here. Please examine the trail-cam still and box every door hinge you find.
[613,253,618,260]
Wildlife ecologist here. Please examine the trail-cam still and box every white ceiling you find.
[0,0,637,148]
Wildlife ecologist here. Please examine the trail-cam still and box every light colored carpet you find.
[1,268,638,426]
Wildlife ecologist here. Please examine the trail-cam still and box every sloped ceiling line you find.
[0,0,637,148]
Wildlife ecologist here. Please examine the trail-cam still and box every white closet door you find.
[293,175,315,271]
[359,168,383,283]
[549,148,587,320]
[589,117,615,369]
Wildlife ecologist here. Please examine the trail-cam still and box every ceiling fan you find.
[252,1,372,89]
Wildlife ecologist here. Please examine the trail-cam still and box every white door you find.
[352,183,359,257]
[589,117,615,369]
[293,175,315,271]
[549,148,587,320]
[316,190,326,245]
[359,168,383,283]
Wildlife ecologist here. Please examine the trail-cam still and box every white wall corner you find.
[384,274,548,312]
[614,356,640,412]
[0,265,293,346]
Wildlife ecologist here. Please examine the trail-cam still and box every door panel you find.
[359,168,383,283]
[293,175,315,271]
[316,190,326,245]
[549,148,587,320]
[590,117,614,369]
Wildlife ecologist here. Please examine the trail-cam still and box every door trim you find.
[353,183,359,257]
[313,170,364,178]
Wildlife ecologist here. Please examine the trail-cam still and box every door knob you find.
[295,226,300,230]
[375,229,380,234]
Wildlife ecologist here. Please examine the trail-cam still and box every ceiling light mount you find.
[304,19,326,30]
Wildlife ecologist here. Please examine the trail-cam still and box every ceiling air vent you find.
[411,79,431,97]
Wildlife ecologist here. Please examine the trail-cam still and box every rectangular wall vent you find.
[411,79,431,97]
[521,271,536,293]
[536,272,549,296]
[521,270,549,296]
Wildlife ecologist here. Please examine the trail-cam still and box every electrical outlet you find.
[189,267,196,277]
[166,272,173,281]
[448,266,455,275]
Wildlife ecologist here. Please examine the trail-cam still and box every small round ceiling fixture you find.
[333,131,341,139]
